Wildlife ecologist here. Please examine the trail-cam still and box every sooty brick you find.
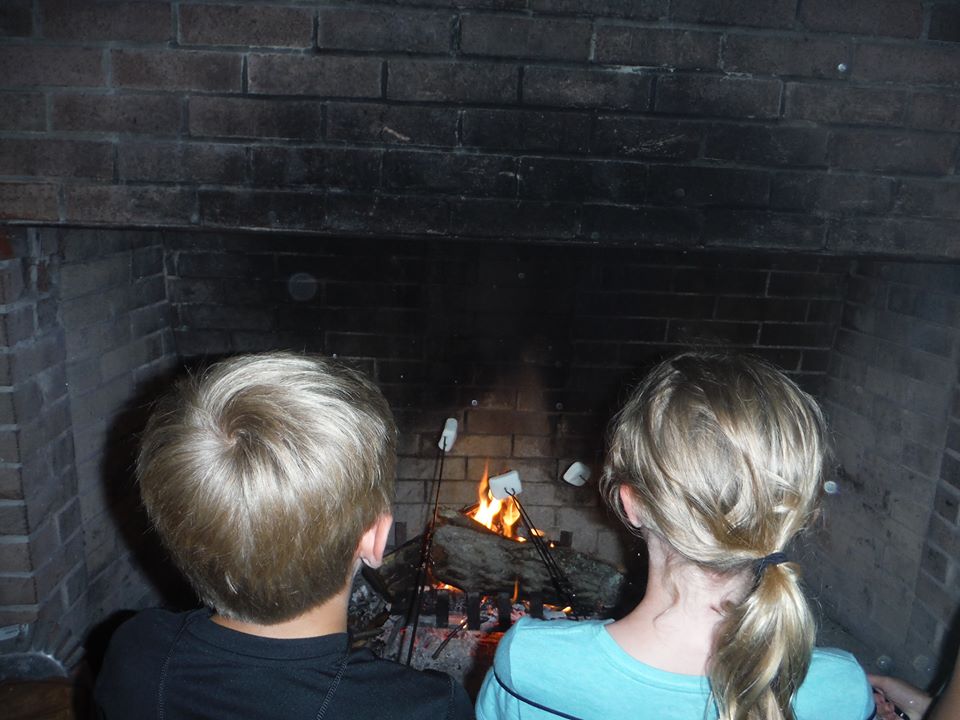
[655,75,781,119]
[461,14,591,61]
[383,150,517,197]
[189,97,323,140]
[828,130,959,175]
[199,190,325,231]
[324,194,450,236]
[581,205,700,244]
[530,0,668,20]
[0,46,104,87]
[908,93,960,132]
[595,27,720,70]
[930,5,960,43]
[701,210,825,250]
[524,67,651,110]
[0,184,59,222]
[799,0,923,38]
[64,186,196,226]
[0,139,113,180]
[593,116,702,159]
[827,218,960,260]
[252,146,381,190]
[248,54,381,98]
[451,200,577,239]
[179,4,313,48]
[40,0,172,43]
[119,142,248,184]
[388,60,518,104]
[722,34,850,78]
[112,49,241,92]
[647,166,770,207]
[785,83,908,126]
[0,0,32,36]
[0,94,45,131]
[326,103,458,146]
[895,180,960,220]
[771,173,894,214]
[320,7,452,54]
[705,125,828,167]
[519,157,646,202]
[670,0,797,29]
[853,44,960,86]
[52,94,181,134]
[461,108,591,153]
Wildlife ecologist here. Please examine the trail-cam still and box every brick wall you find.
[813,261,960,686]
[167,234,849,562]
[1,1,959,257]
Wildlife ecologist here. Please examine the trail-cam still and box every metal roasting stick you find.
[431,617,470,660]
[507,490,580,617]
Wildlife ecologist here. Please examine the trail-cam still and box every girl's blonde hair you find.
[601,351,826,720]
[138,351,396,624]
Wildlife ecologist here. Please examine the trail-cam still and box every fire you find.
[467,465,521,539]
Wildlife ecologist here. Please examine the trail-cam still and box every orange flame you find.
[467,464,521,539]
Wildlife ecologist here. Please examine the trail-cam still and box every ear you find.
[357,513,393,569]
[619,485,644,528]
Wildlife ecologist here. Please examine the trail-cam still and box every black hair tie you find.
[755,551,789,579]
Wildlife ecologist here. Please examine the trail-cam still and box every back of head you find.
[138,351,396,624]
[601,351,827,720]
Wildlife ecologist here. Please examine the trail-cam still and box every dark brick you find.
[595,26,719,69]
[705,125,827,167]
[51,93,181,134]
[326,332,422,360]
[673,267,769,295]
[40,0,171,42]
[189,97,323,140]
[326,103,458,146]
[180,4,313,47]
[670,0,797,29]
[323,194,450,236]
[785,83,908,126]
[0,93,44,131]
[769,271,845,299]
[760,323,834,347]
[853,44,960,86]
[64,186,196,226]
[461,109,590,153]
[0,139,113,180]
[248,54,381,97]
[828,218,960,260]
[112,49,241,92]
[701,210,825,250]
[799,0,923,38]
[0,306,35,346]
[320,7,453,53]
[383,151,516,197]
[179,305,275,332]
[722,34,849,78]
[593,116,701,159]
[388,60,517,103]
[451,200,577,239]
[0,46,104,87]
[716,297,808,322]
[896,180,960,220]
[175,252,272,280]
[771,173,893,214]
[667,319,760,346]
[931,5,960,43]
[0,184,59,222]
[828,130,958,175]
[530,0,667,19]
[519,157,645,202]
[908,92,960,132]
[656,75,780,119]
[0,0,32,36]
[252,146,380,190]
[581,205,700,244]
[200,190,325,231]
[119,142,248,184]
[647,166,769,207]
[461,15,591,61]
[523,67,651,110]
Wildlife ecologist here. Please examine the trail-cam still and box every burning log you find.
[375,510,624,611]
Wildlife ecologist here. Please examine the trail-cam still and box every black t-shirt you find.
[95,609,474,720]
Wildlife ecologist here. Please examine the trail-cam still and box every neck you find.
[212,584,351,639]
[607,532,749,675]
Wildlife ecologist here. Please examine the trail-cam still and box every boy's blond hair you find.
[601,352,827,720]
[138,351,396,624]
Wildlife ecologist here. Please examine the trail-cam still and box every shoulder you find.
[494,617,607,686]
[795,647,874,720]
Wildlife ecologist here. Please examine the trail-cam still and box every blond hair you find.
[601,352,826,720]
[138,351,396,624]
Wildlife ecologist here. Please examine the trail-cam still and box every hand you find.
[869,674,933,719]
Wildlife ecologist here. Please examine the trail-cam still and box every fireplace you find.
[2,0,960,692]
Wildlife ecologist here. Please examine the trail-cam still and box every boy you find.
[95,352,474,719]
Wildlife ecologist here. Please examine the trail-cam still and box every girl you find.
[477,352,874,720]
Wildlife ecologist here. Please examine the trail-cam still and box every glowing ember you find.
[467,464,521,539]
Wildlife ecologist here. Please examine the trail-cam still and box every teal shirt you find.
[476,617,875,720]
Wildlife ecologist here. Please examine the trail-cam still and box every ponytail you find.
[709,561,816,720]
